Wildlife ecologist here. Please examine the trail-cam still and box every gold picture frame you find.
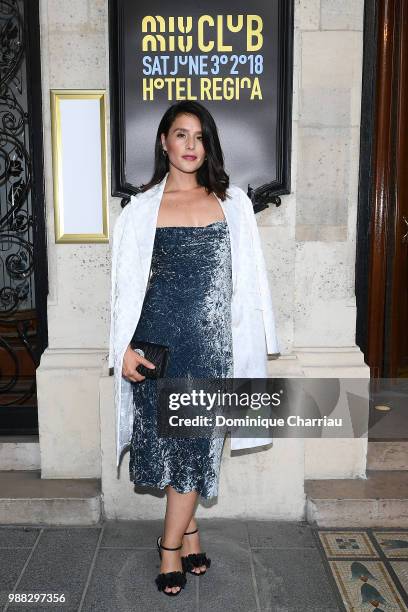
[50,90,109,243]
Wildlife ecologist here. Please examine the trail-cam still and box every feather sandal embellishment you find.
[181,552,212,574]
[155,536,187,596]
[181,528,211,576]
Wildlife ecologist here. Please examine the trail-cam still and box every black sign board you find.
[109,0,293,209]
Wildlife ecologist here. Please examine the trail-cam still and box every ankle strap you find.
[184,528,198,535]
[159,537,182,551]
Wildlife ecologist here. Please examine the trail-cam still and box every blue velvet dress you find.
[129,220,233,499]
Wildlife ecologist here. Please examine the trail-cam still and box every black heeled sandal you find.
[181,528,211,576]
[155,536,187,596]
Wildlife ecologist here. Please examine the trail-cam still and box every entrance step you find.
[367,440,408,470]
[0,470,101,525]
[0,436,40,470]
[305,470,408,527]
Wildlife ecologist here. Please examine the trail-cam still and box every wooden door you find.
[356,0,408,379]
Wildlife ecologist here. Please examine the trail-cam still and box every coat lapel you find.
[132,173,169,291]
[213,189,240,293]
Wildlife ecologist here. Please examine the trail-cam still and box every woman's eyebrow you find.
[173,127,202,134]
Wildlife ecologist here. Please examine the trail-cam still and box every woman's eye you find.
[175,133,202,140]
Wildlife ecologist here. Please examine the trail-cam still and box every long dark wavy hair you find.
[140,101,230,201]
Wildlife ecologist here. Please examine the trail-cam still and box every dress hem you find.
[129,474,218,500]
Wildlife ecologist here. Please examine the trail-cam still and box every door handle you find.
[403,216,408,243]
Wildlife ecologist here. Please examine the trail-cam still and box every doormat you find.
[312,528,408,611]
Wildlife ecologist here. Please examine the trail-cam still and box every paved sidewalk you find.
[1,519,342,611]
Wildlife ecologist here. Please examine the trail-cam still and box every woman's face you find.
[161,113,206,174]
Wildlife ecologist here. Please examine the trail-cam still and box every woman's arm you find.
[109,197,154,374]
[108,205,132,369]
[238,187,280,356]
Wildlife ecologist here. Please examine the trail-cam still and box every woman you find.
[109,100,280,596]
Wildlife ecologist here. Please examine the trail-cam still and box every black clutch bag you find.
[130,338,170,379]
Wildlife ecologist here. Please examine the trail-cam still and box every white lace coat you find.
[109,172,280,471]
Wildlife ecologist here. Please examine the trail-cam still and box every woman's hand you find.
[122,344,156,382]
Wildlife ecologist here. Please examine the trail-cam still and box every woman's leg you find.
[160,486,198,594]
[181,515,208,574]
